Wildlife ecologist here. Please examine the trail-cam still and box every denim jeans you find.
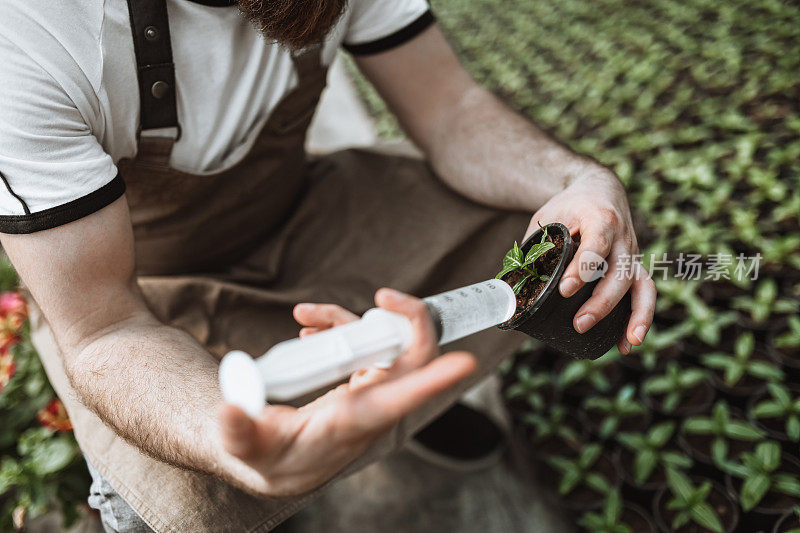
[86,459,155,533]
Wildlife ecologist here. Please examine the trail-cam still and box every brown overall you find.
[28,4,530,532]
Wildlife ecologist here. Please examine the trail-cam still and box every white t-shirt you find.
[0,0,431,233]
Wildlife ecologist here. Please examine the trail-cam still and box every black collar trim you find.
[186,0,237,7]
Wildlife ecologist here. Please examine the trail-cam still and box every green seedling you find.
[682,401,764,466]
[521,405,581,448]
[750,383,800,442]
[496,226,555,294]
[702,332,784,387]
[583,384,646,439]
[775,316,800,351]
[726,441,800,512]
[629,323,692,372]
[617,421,692,485]
[732,279,799,324]
[577,490,632,533]
[546,443,612,497]
[558,352,619,393]
[663,468,724,533]
[685,304,738,346]
[643,362,708,414]
[505,366,555,412]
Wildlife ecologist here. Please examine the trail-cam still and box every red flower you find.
[0,292,26,353]
[37,398,73,432]
[0,352,15,393]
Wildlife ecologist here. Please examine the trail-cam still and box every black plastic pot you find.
[498,223,632,360]
[618,503,658,533]
[767,336,800,381]
[774,509,800,533]
[653,478,739,533]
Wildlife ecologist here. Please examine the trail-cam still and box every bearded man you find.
[0,0,655,531]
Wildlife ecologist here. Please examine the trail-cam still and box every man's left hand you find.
[525,169,656,355]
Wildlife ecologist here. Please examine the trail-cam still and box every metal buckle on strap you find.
[136,124,182,143]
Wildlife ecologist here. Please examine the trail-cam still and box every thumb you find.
[219,404,258,459]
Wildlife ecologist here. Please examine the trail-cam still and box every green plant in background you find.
[732,279,799,324]
[577,490,632,533]
[702,332,784,387]
[681,401,764,466]
[504,366,555,412]
[775,316,800,350]
[663,468,724,533]
[750,384,800,442]
[617,422,692,486]
[683,305,738,347]
[626,323,692,371]
[557,353,618,394]
[495,227,555,294]
[583,385,646,439]
[546,443,613,497]
[726,441,800,512]
[521,405,582,448]
[643,362,708,414]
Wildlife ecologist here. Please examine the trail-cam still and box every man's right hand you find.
[218,288,476,498]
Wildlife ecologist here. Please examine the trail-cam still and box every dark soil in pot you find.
[699,281,748,308]
[498,223,632,360]
[620,502,657,533]
[773,509,800,533]
[654,306,690,328]
[653,479,739,533]
[725,454,800,519]
[747,384,800,445]
[643,378,716,419]
[766,338,800,380]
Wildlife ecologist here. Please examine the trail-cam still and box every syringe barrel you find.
[423,279,516,344]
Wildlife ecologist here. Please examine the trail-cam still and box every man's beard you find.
[237,0,349,50]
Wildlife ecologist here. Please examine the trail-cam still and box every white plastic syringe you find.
[219,279,517,416]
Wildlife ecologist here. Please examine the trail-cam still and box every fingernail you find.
[295,303,313,312]
[621,339,631,354]
[560,277,580,297]
[633,325,647,344]
[575,314,596,333]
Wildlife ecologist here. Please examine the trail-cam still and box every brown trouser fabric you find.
[29,45,530,532]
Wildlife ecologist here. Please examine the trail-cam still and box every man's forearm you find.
[424,84,605,211]
[66,314,262,493]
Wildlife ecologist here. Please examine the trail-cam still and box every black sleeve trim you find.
[343,10,435,56]
[0,173,126,234]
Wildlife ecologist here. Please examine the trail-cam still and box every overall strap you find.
[126,0,180,164]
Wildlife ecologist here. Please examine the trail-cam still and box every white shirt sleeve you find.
[0,33,121,234]
[343,0,433,54]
